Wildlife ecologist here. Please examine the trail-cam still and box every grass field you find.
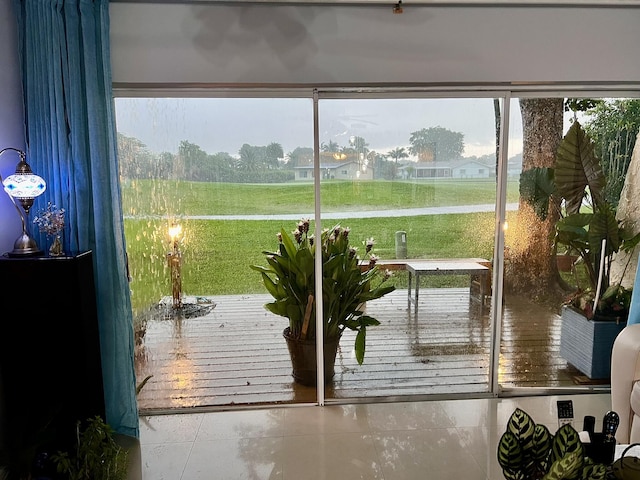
[123,178,516,314]
[121,178,518,215]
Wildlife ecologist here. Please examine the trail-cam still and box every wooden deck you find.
[135,288,593,414]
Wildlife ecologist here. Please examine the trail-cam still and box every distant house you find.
[401,159,494,179]
[294,153,374,181]
[507,154,523,177]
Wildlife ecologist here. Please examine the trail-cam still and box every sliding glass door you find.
[315,95,499,401]
[115,89,640,412]
[500,95,640,393]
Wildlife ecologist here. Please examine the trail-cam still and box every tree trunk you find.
[504,98,564,300]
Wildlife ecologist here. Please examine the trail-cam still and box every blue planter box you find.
[559,305,626,379]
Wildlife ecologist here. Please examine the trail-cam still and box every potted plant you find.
[51,416,129,480]
[251,218,395,386]
[521,120,640,378]
[497,408,608,479]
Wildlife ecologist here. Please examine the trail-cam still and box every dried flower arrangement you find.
[33,202,65,237]
[33,202,65,256]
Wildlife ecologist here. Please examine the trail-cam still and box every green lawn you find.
[123,179,513,314]
[121,178,518,215]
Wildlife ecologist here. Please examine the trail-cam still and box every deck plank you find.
[135,288,586,413]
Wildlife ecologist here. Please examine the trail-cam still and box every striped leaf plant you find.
[497,408,607,480]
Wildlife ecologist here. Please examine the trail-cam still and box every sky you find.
[114,97,524,160]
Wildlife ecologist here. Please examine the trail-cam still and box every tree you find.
[321,140,340,152]
[366,150,387,179]
[583,99,640,208]
[155,151,175,180]
[178,140,208,180]
[504,98,564,299]
[265,142,284,169]
[286,147,313,168]
[349,135,369,165]
[238,144,262,171]
[117,133,156,180]
[388,147,409,179]
[408,126,464,162]
[199,152,236,182]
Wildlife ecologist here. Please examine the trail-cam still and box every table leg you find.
[481,271,486,306]
[414,273,420,310]
[407,271,413,308]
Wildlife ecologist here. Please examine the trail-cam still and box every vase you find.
[49,234,64,257]
[283,327,340,386]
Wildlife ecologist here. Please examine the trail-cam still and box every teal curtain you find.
[13,0,139,437]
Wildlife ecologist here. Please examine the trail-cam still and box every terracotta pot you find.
[283,327,340,386]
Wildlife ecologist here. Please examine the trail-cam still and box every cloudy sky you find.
[115,97,525,159]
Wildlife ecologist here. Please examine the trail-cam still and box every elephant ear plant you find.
[251,218,395,365]
[520,120,640,319]
[497,408,607,480]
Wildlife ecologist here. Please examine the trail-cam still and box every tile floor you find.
[139,393,612,480]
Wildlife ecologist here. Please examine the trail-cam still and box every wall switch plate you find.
[557,400,574,428]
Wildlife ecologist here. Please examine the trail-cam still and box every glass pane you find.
[317,97,498,399]
[116,97,317,410]
[501,96,640,389]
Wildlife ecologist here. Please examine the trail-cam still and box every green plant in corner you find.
[520,119,640,320]
[497,408,607,480]
[51,416,128,480]
[251,218,395,366]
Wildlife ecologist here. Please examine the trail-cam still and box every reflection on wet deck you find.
[135,288,589,414]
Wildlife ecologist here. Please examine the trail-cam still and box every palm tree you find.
[265,142,284,168]
[388,147,409,179]
[238,143,260,171]
[321,140,340,153]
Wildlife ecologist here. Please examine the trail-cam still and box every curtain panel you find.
[12,0,139,437]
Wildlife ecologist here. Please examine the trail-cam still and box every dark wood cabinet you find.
[0,250,105,466]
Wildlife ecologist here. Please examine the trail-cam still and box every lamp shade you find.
[2,159,46,200]
[3,173,46,200]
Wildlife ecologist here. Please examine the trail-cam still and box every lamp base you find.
[7,232,43,257]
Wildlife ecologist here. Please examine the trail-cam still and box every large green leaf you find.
[520,167,555,221]
[580,462,607,480]
[542,450,583,480]
[549,423,583,464]
[555,214,591,250]
[531,424,553,467]
[555,120,605,214]
[354,329,366,365]
[588,203,621,258]
[497,431,524,471]
[507,409,536,449]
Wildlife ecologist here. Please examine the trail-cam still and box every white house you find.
[294,155,375,181]
[400,159,495,179]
